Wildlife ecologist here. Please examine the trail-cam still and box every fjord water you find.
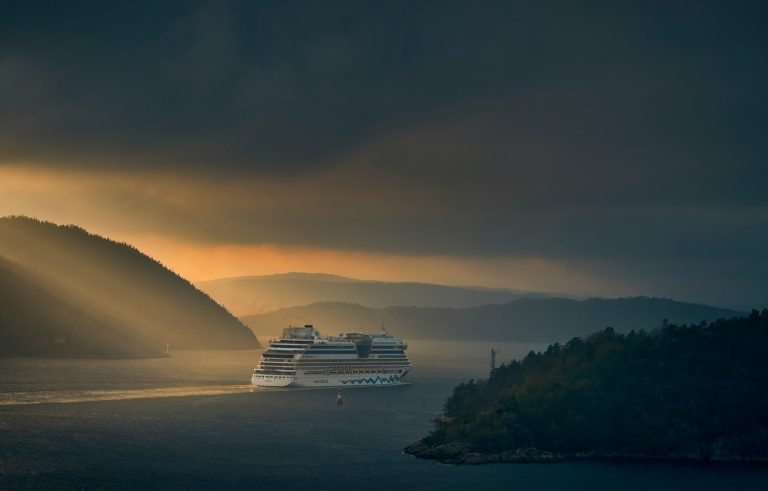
[1,342,766,490]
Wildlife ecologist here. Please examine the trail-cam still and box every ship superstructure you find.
[251,325,411,387]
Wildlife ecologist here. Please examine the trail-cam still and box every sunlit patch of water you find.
[0,384,270,406]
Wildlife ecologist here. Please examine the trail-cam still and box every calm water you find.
[1,341,767,490]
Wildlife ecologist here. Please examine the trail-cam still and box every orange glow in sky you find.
[111,233,619,297]
[0,164,634,298]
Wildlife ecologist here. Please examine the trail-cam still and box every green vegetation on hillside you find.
[0,216,258,356]
[242,298,739,342]
[410,311,768,462]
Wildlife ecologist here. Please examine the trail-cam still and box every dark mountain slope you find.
[0,256,157,357]
[0,216,258,355]
[241,298,739,342]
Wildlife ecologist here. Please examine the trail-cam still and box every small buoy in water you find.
[337,388,343,406]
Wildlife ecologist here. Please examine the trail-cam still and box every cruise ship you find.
[251,325,411,387]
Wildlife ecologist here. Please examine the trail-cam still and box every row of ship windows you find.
[304,369,398,375]
[260,363,409,369]
[259,360,409,367]
[265,349,405,355]
[269,343,403,351]
[264,350,404,357]
[304,346,402,349]
[262,358,408,363]
[301,345,354,349]
[260,366,408,372]
[261,365,410,370]
[261,358,408,362]
[297,358,408,362]
[303,350,356,354]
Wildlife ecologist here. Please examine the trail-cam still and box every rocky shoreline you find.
[404,440,564,465]
[404,439,768,465]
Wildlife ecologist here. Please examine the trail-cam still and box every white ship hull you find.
[252,368,410,388]
[251,374,295,387]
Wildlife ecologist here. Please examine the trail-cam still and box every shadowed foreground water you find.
[1,341,767,490]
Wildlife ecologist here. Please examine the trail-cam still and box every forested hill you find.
[0,256,156,357]
[407,311,768,464]
[0,216,258,356]
[241,298,739,342]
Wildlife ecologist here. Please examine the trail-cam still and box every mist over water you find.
[0,341,533,406]
[2,341,767,490]
[0,350,261,398]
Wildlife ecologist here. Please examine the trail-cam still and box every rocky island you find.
[406,310,768,464]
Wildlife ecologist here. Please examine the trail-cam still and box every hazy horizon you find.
[0,213,762,311]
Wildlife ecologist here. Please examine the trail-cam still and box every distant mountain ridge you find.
[197,273,552,316]
[241,298,740,342]
[0,216,258,357]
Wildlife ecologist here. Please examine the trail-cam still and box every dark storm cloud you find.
[1,0,767,306]
[3,1,763,175]
[1,0,526,170]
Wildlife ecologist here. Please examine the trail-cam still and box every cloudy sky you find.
[1,0,766,308]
